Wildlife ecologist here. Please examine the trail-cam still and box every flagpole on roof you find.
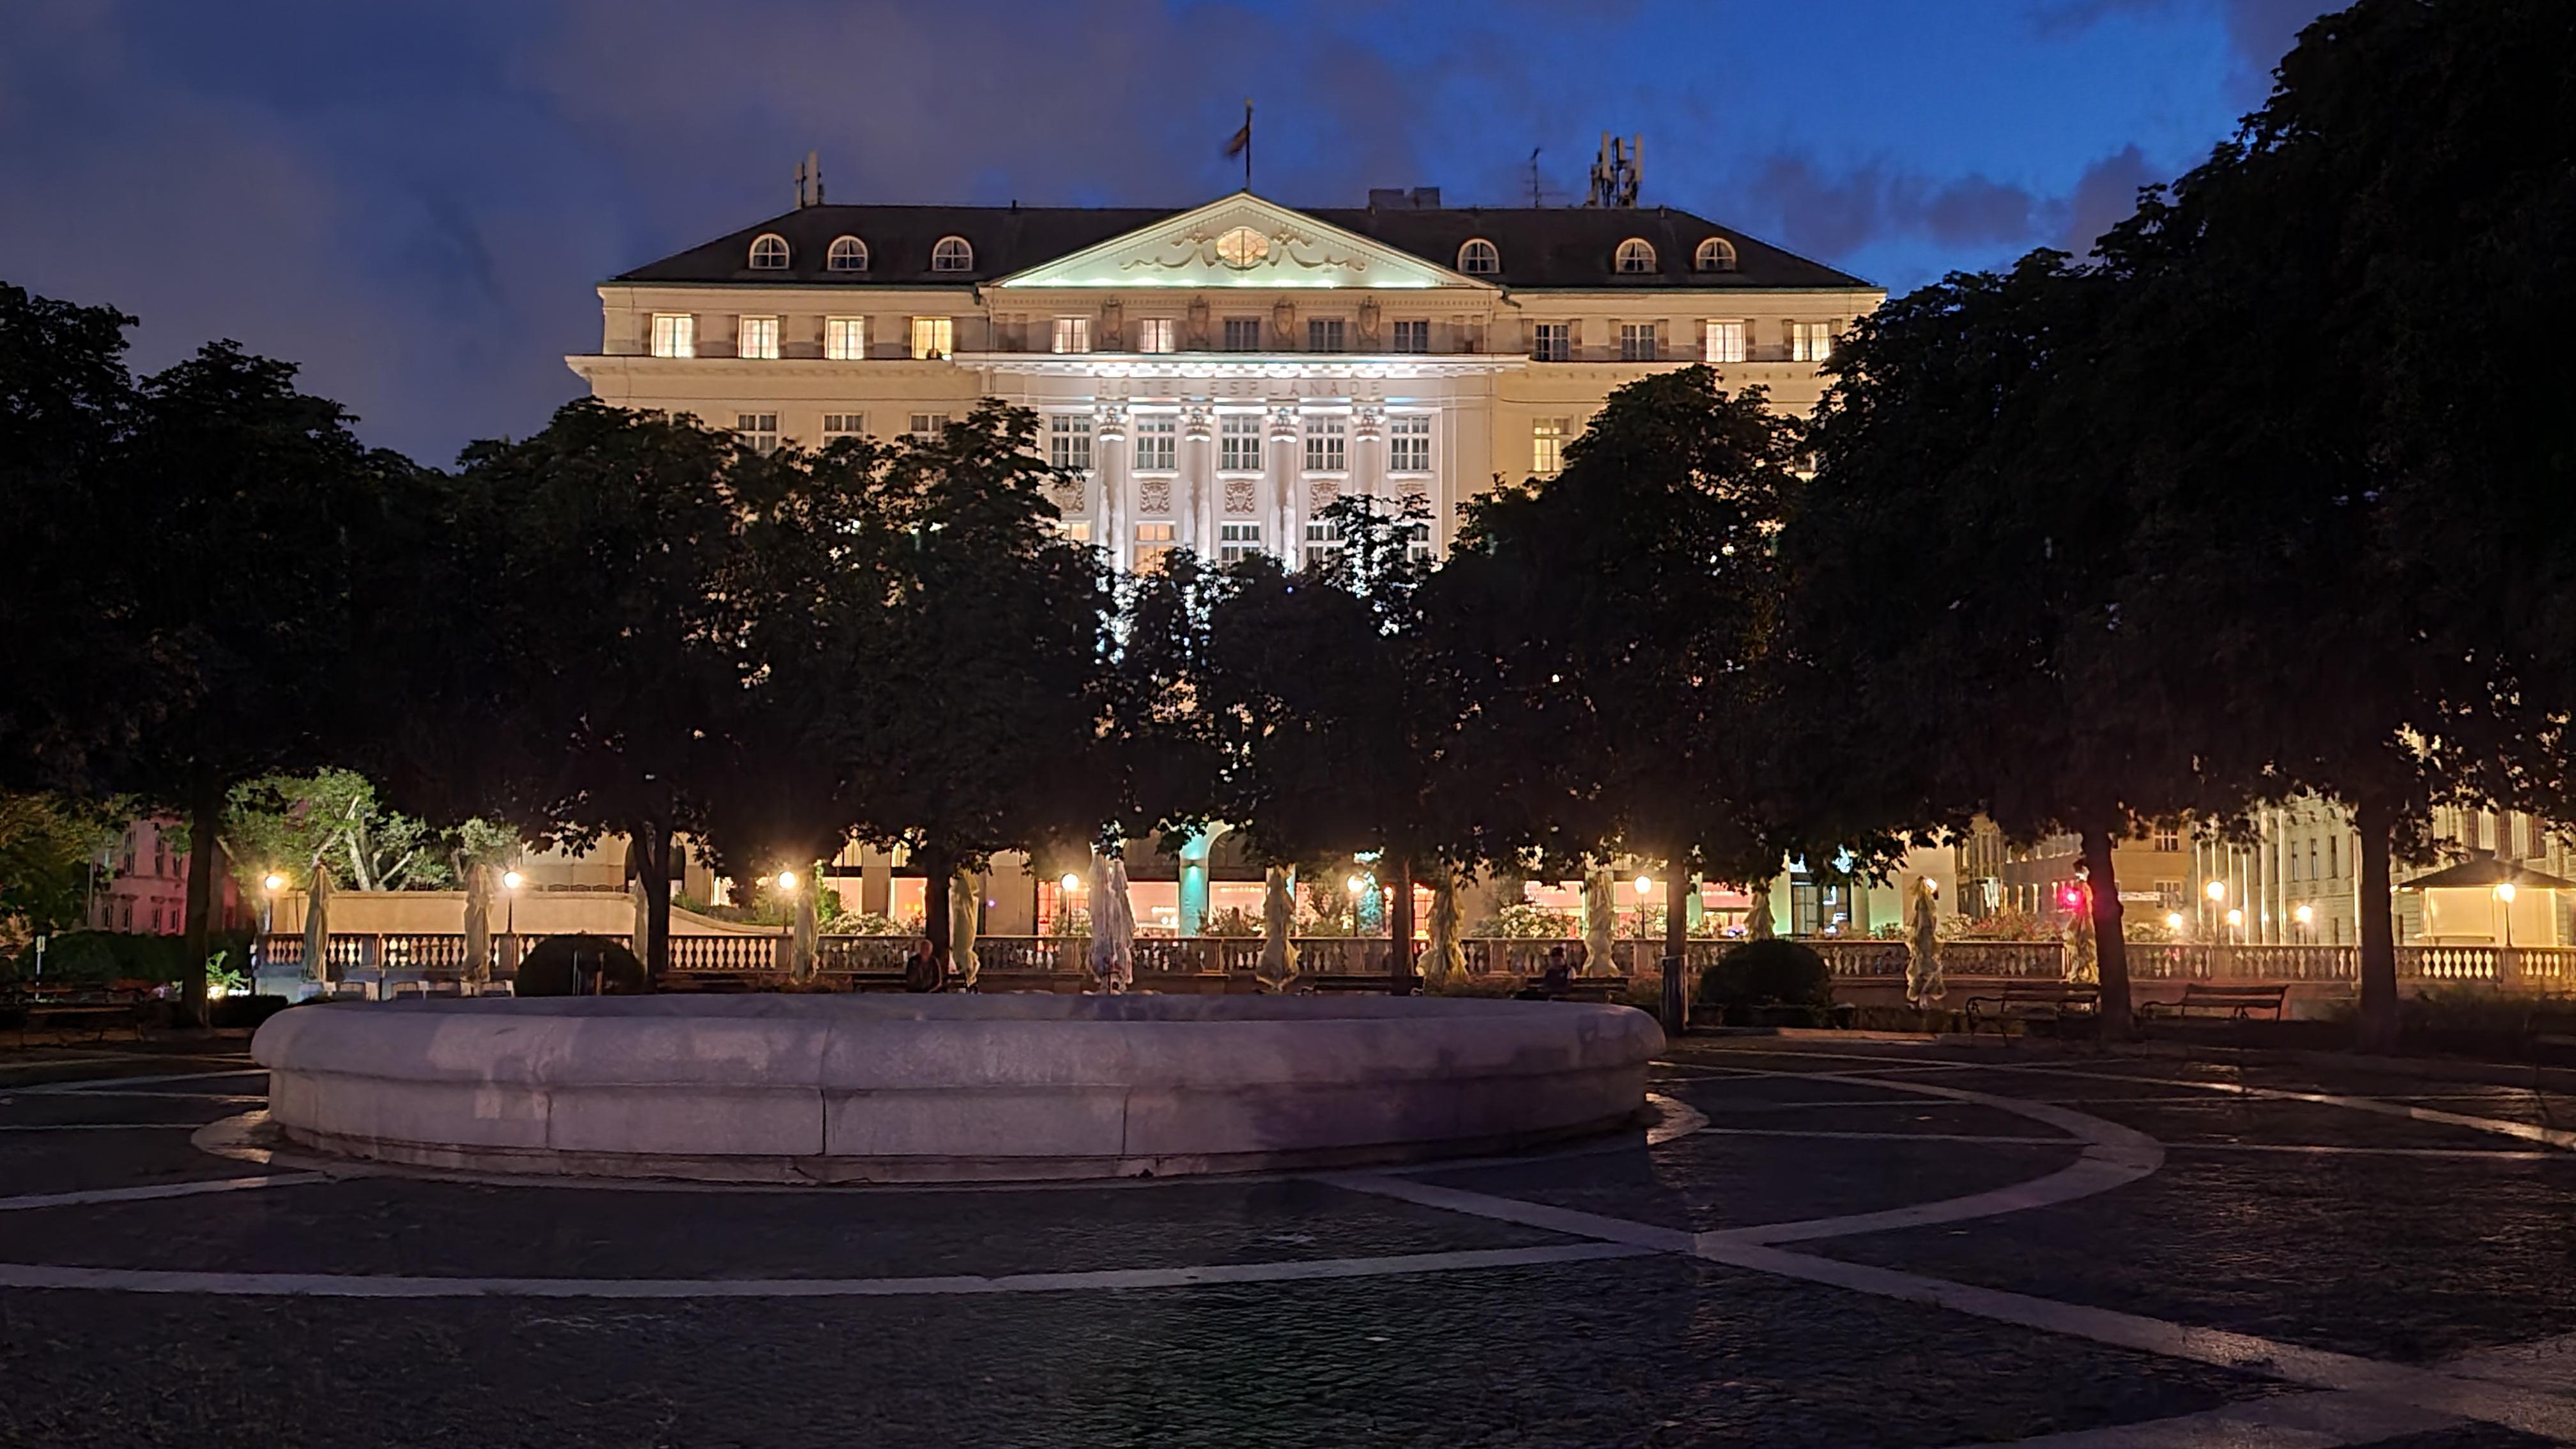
[1244,98,1254,192]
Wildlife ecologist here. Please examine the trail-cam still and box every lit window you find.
[650,314,695,358]
[1391,319,1429,353]
[825,316,866,360]
[1388,415,1430,473]
[910,317,953,360]
[930,236,974,272]
[1303,518,1343,569]
[1791,321,1835,362]
[1531,417,1568,478]
[1614,238,1657,273]
[738,316,780,360]
[1053,316,1091,355]
[2153,826,2181,852]
[1307,318,1346,353]
[1135,415,1177,471]
[827,236,869,272]
[1694,237,1736,273]
[1702,320,1745,364]
[1218,522,1262,563]
[735,413,779,454]
[1137,318,1176,354]
[1222,317,1262,351]
[1303,417,1346,472]
[1619,323,1656,362]
[1049,414,1092,472]
[749,234,790,269]
[1404,519,1434,564]
[1457,239,1499,275]
[1135,521,1176,573]
[1219,414,1262,471]
[1532,323,1569,362]
[821,413,865,443]
[1058,519,1094,544]
[908,413,949,440]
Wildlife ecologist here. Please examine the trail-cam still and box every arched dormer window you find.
[826,236,869,272]
[1694,237,1737,272]
[1457,238,1499,276]
[1614,238,1657,274]
[748,233,790,270]
[930,236,974,273]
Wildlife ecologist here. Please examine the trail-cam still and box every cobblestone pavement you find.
[1,1036,2570,1448]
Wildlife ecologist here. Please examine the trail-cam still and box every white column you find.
[1267,402,1301,567]
[1351,404,1386,507]
[1094,403,1130,574]
[1181,404,1215,560]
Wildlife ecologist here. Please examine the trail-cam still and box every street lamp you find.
[1059,873,1082,894]
[1346,874,1367,896]
[1632,873,1653,897]
[2225,907,2244,940]
[2205,880,2227,901]
[2164,911,2183,932]
[260,873,283,939]
[2293,903,2314,938]
[2496,880,2517,951]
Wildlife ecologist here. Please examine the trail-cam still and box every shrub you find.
[210,994,296,1030]
[1695,939,1832,1012]
[514,934,647,996]
[1475,902,1577,939]
[3,930,255,986]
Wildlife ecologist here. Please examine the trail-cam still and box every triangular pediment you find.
[994,192,1487,290]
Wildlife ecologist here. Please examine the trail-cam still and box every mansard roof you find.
[612,193,1871,292]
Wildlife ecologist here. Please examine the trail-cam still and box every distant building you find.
[90,817,242,935]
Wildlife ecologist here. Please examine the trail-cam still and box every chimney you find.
[1368,187,1407,210]
[1409,187,1441,208]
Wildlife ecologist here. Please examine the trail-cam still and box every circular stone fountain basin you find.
[250,993,1665,1183]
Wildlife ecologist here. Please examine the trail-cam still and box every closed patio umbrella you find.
[1258,864,1298,992]
[463,864,492,985]
[303,866,332,985]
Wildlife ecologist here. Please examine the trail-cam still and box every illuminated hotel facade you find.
[566,185,1884,934]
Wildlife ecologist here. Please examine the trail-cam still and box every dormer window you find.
[827,236,869,272]
[931,236,974,273]
[1694,237,1737,273]
[1615,238,1657,274]
[748,234,790,270]
[1457,238,1499,275]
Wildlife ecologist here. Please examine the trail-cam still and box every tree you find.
[829,401,1117,976]
[1430,367,1813,1030]
[222,769,473,893]
[2084,0,2572,1049]
[0,284,150,795]
[1781,256,2239,1038]
[423,402,774,981]
[0,792,116,942]
[1183,494,1460,988]
[110,342,397,1025]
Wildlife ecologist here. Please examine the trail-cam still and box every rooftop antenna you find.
[794,150,823,208]
[1585,132,1641,208]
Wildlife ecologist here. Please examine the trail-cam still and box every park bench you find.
[1517,976,1630,1004]
[1299,972,1422,996]
[5,986,150,1046]
[2142,982,2289,1022]
[1964,984,2100,1036]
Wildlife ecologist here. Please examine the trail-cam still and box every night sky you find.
[3,0,2326,464]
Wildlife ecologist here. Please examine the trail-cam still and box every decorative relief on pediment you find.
[1123,222,1372,277]
[1049,480,1085,512]
[1138,478,1173,515]
[1309,480,1340,512]
[1223,479,1257,514]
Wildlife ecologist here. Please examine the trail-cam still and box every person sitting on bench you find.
[1517,946,1574,1000]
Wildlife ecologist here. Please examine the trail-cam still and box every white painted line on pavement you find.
[0,1123,222,1132]
[8,1069,267,1096]
[1959,1386,2455,1446]
[0,1239,1657,1298]
[2168,1142,2557,1161]
[1698,1239,2576,1442]
[0,1173,326,1214]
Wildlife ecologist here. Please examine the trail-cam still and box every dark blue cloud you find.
[0,0,2327,463]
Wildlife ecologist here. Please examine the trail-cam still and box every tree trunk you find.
[2079,825,2131,1038]
[1662,859,1691,1035]
[2354,797,2400,1053]
[1388,855,1416,995]
[180,777,221,1029]
[923,848,953,979]
[639,823,673,985]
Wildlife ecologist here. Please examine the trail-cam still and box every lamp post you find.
[2496,880,2517,960]
[2204,878,2227,944]
[2293,902,2314,942]
[500,870,523,979]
